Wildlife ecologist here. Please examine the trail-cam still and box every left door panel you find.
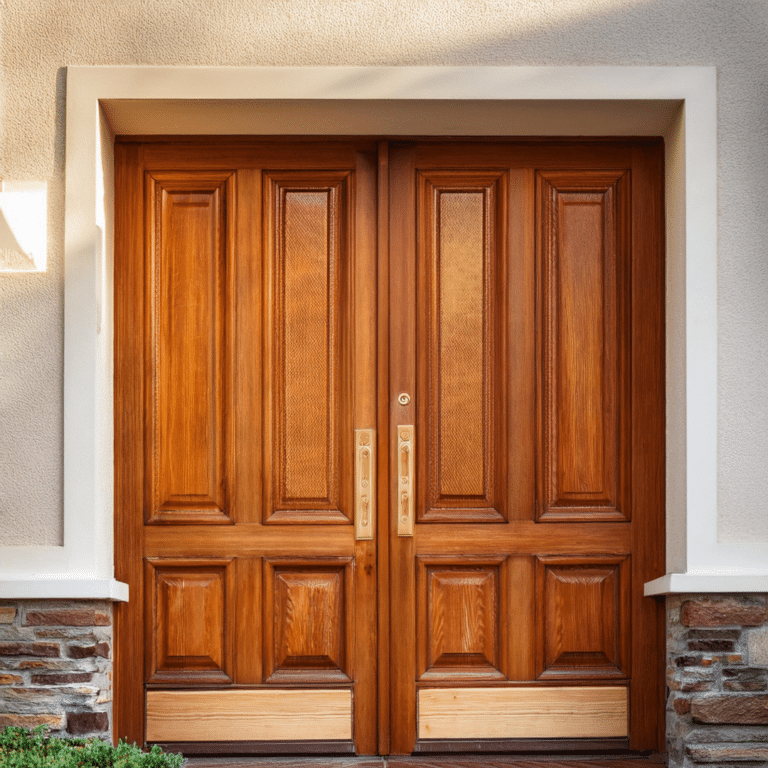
[114,141,378,754]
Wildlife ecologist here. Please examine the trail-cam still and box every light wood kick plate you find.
[418,686,628,740]
[146,689,352,742]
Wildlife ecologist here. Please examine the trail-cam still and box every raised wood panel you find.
[145,557,234,684]
[417,171,506,523]
[264,557,353,683]
[146,171,235,524]
[417,556,506,681]
[537,170,630,522]
[146,689,353,742]
[418,687,628,740]
[264,172,352,525]
[536,555,630,680]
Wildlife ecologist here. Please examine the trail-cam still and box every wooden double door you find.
[114,138,665,756]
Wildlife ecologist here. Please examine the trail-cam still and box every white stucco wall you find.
[0,0,766,548]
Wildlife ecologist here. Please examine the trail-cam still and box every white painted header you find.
[0,65,761,598]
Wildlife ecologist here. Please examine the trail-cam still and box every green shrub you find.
[0,727,184,768]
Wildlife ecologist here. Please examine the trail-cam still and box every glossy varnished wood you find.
[388,141,664,754]
[116,138,665,756]
[627,144,666,751]
[416,170,507,523]
[536,170,630,523]
[115,141,379,751]
[144,171,235,526]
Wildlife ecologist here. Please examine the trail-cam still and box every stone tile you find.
[0,608,16,625]
[24,610,98,627]
[66,711,109,734]
[0,713,65,729]
[748,627,768,666]
[0,642,60,657]
[682,597,768,628]
[686,743,768,762]
[691,694,768,724]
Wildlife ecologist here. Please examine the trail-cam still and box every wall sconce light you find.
[0,180,47,272]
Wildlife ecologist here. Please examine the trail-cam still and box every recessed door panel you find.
[537,170,630,522]
[417,171,507,523]
[264,173,352,524]
[145,172,235,525]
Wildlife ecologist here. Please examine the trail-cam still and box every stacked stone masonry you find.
[668,594,768,767]
[0,600,112,739]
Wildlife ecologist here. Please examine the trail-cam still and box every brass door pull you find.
[397,425,414,536]
[355,429,375,540]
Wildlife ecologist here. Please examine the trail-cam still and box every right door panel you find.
[388,141,664,754]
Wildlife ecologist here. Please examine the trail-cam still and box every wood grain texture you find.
[417,556,506,681]
[264,558,353,683]
[417,687,628,740]
[116,142,379,753]
[417,171,507,523]
[351,147,380,755]
[146,171,236,525]
[264,172,352,524]
[376,140,392,757]
[234,557,262,684]
[536,556,630,680]
[627,143,666,751]
[146,689,353,742]
[388,144,418,754]
[536,171,630,523]
[114,141,146,744]
[388,141,661,756]
[144,558,234,684]
[116,138,664,756]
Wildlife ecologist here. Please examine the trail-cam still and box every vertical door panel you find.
[417,171,507,522]
[145,172,235,525]
[264,173,351,523]
[537,170,630,522]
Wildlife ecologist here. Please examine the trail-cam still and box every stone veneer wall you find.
[0,600,112,738]
[668,594,768,766]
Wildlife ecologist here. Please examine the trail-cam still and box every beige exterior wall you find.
[0,0,767,546]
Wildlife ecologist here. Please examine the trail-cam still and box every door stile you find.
[388,144,418,755]
[628,144,666,750]
[113,141,146,745]
[352,148,379,755]
[376,140,392,756]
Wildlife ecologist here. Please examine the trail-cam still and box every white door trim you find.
[0,65,752,599]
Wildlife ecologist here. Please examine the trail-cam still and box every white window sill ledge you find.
[645,573,768,596]
[0,579,129,601]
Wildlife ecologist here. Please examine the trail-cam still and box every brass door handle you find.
[355,429,375,540]
[397,425,414,536]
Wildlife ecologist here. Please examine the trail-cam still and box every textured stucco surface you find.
[0,0,767,545]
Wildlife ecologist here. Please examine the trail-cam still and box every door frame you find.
[24,61,730,754]
[44,66,733,605]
